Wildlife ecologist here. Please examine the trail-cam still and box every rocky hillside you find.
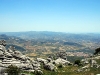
[0,40,41,75]
[0,40,70,75]
[0,40,100,75]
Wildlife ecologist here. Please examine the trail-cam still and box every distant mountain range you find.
[0,31,100,41]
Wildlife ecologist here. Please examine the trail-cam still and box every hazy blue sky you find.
[0,0,100,33]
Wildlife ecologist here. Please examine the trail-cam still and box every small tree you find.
[94,47,100,55]
[6,65,21,75]
[74,59,81,66]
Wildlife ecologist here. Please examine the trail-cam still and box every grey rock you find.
[0,45,6,52]
[14,50,23,56]
[0,40,6,46]
[32,60,41,70]
[44,63,57,71]
[90,59,97,67]
[0,50,4,56]
[77,64,90,72]
[54,58,70,65]
[81,59,89,64]
[7,48,14,54]
[47,58,52,62]
[5,52,12,58]
[56,51,67,60]
[37,58,48,64]
[82,64,90,69]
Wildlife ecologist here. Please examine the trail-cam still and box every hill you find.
[1,31,100,41]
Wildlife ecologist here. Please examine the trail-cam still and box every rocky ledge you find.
[0,40,70,75]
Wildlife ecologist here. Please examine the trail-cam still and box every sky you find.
[0,0,100,33]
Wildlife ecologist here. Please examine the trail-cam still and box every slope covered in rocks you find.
[0,40,100,75]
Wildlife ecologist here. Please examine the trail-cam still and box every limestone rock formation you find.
[43,62,57,71]
[56,51,67,60]
[0,41,41,74]
[54,58,70,65]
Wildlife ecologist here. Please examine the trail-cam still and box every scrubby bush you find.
[6,65,21,75]
[94,47,100,55]
[74,59,82,66]
[34,70,43,75]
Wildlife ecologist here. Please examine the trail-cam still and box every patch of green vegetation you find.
[94,47,100,55]
[96,59,100,65]
[21,71,34,75]
[6,44,26,52]
[41,65,100,75]
[6,65,21,75]
[67,56,84,62]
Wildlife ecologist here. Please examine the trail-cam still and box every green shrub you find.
[74,59,82,66]
[94,47,100,55]
[6,65,21,75]
[34,70,43,75]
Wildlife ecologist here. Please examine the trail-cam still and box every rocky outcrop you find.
[77,64,90,72]
[54,58,70,65]
[0,40,72,74]
[37,58,48,64]
[0,41,41,74]
[3,40,100,74]
[32,60,41,70]
[77,54,100,72]
[43,62,57,71]
[56,51,67,60]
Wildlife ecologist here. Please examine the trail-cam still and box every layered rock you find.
[55,58,70,65]
[0,41,41,74]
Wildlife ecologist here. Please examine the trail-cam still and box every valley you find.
[0,31,100,58]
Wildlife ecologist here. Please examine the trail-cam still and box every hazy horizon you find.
[0,0,100,33]
[0,31,100,34]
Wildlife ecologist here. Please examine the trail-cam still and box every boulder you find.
[0,50,4,56]
[37,58,48,64]
[54,58,70,65]
[0,40,6,46]
[77,64,90,72]
[32,61,40,67]
[47,58,52,62]
[16,63,33,70]
[32,60,41,70]
[5,52,12,58]
[90,59,97,67]
[82,64,90,69]
[14,50,23,56]
[12,52,27,61]
[56,51,67,60]
[0,45,6,52]
[81,59,89,64]
[43,63,57,71]
[91,64,100,68]
[8,48,14,54]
